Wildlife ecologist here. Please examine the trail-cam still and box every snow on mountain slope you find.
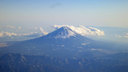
[46,26,77,39]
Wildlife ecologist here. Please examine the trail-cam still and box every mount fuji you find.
[0,26,128,72]
[4,26,95,57]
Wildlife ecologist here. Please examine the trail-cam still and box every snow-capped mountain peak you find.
[46,26,77,39]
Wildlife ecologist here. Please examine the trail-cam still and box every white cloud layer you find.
[0,32,42,37]
[0,32,17,37]
[53,25,104,36]
[0,27,47,37]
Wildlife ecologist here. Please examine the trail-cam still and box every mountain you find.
[0,26,118,56]
[3,26,94,57]
[0,26,128,72]
[47,26,77,38]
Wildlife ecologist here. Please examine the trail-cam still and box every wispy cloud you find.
[124,33,128,38]
[6,25,22,30]
[117,33,128,38]
[6,25,16,29]
[54,25,104,36]
[39,27,48,35]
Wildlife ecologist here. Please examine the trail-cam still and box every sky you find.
[0,0,128,27]
[0,0,128,42]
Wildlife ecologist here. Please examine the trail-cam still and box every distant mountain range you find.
[0,26,128,72]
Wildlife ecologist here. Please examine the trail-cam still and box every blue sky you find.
[0,0,128,27]
[0,0,128,42]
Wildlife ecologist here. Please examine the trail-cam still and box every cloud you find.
[6,25,22,30]
[4,32,17,37]
[6,25,15,29]
[0,27,47,37]
[0,32,43,37]
[91,48,102,51]
[0,32,17,37]
[39,27,48,35]
[0,33,4,37]
[53,25,104,36]
[90,48,113,54]
[117,33,128,38]
[124,33,128,38]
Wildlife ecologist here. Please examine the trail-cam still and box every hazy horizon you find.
[0,1,128,72]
